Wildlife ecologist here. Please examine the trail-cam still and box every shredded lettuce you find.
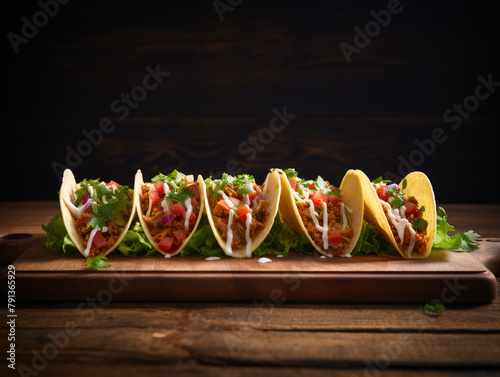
[117,222,156,256]
[182,215,316,257]
[351,221,398,256]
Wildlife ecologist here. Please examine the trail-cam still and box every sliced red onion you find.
[162,213,176,225]
[387,183,400,189]
[82,195,89,205]
[81,198,93,213]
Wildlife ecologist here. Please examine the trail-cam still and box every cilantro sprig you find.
[205,173,255,200]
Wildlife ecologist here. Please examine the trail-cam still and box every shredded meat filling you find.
[75,189,133,258]
[140,183,200,245]
[210,184,269,249]
[382,195,428,255]
[296,201,353,256]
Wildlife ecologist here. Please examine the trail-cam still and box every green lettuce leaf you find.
[117,222,156,256]
[86,255,112,270]
[432,207,480,252]
[351,221,398,256]
[41,211,77,254]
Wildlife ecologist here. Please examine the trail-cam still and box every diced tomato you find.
[216,197,244,213]
[172,229,188,244]
[154,181,165,196]
[328,228,341,244]
[190,185,200,200]
[106,180,121,188]
[311,191,329,207]
[170,202,186,218]
[403,202,418,216]
[185,175,194,183]
[149,187,161,204]
[159,237,173,252]
[235,205,251,221]
[309,183,315,190]
[248,192,258,202]
[93,231,107,249]
[251,193,263,206]
[377,185,387,201]
[229,197,243,207]
[289,178,298,192]
[217,199,231,212]
[329,194,341,206]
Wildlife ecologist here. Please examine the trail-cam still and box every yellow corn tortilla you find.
[202,171,281,258]
[134,169,205,256]
[356,170,436,259]
[59,169,136,258]
[277,169,364,257]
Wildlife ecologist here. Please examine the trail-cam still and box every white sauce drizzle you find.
[83,226,108,258]
[63,197,93,219]
[258,257,272,264]
[307,200,329,250]
[219,191,254,257]
[205,256,221,261]
[225,209,234,256]
[219,190,237,210]
[184,198,193,231]
[161,183,172,214]
[245,213,253,258]
[380,200,415,257]
[340,203,352,229]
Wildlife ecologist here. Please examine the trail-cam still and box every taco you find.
[59,169,136,258]
[202,171,281,258]
[356,170,436,259]
[134,169,205,257]
[276,168,364,257]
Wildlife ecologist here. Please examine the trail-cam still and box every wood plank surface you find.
[2,286,500,375]
[1,203,500,375]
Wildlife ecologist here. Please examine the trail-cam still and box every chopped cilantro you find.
[206,173,255,200]
[413,217,427,231]
[167,189,194,204]
[423,302,445,316]
[371,176,391,185]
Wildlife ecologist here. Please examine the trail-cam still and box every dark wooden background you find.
[1,1,499,203]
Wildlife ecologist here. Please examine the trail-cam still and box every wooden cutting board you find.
[3,235,498,303]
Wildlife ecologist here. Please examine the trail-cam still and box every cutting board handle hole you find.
[484,238,500,243]
[1,233,33,240]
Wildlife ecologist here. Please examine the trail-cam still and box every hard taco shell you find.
[356,170,436,259]
[277,169,364,257]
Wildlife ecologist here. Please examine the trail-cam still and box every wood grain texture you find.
[5,234,498,303]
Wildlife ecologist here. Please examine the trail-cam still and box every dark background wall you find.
[1,1,499,203]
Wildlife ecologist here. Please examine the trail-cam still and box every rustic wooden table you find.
[1,202,500,376]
